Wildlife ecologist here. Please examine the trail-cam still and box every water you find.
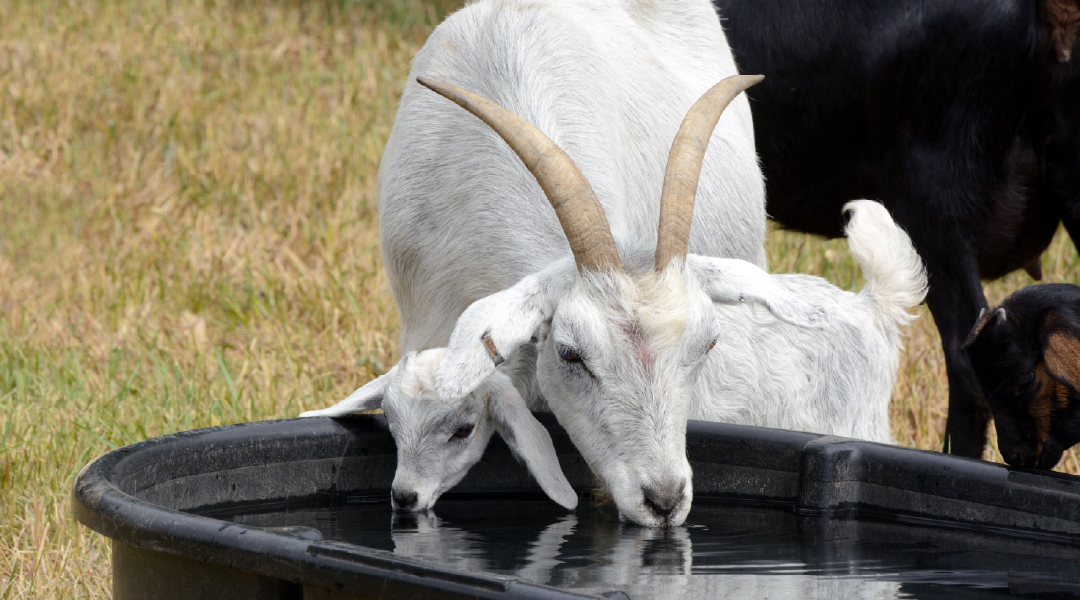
[209,496,1080,599]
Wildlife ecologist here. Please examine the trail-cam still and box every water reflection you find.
[386,504,904,598]
[223,498,1080,599]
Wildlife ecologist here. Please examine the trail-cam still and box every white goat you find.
[380,0,766,355]
[369,0,771,528]
[306,200,925,520]
[300,348,577,512]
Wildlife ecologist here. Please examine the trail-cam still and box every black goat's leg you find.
[887,165,991,458]
[924,258,991,458]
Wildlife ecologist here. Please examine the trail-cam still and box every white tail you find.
[844,200,928,328]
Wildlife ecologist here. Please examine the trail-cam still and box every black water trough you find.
[73,415,1080,599]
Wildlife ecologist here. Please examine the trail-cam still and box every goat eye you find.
[450,425,474,441]
[557,345,581,362]
[1018,372,1036,387]
[706,339,717,353]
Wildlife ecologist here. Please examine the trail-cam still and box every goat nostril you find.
[642,482,684,521]
[392,490,419,510]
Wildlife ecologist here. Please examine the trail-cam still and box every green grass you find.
[1,0,1079,597]
[0,1,456,596]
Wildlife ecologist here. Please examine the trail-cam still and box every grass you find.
[0,0,1078,597]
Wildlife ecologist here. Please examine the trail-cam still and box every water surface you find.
[211,496,1080,599]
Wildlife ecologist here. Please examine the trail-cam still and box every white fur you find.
[301,349,577,512]
[688,201,927,443]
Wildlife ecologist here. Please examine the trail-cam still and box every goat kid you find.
[300,348,577,512]
[964,284,1080,469]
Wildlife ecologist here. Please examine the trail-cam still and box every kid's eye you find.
[450,425,474,441]
[1017,372,1035,387]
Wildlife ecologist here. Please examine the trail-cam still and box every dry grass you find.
[1,0,1078,597]
[0,0,456,596]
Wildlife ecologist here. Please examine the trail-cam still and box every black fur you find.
[964,284,1080,469]
[712,0,1080,457]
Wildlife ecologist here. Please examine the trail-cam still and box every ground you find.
[1,0,1078,597]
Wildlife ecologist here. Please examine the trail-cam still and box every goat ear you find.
[435,261,574,399]
[1044,318,1080,391]
[299,363,399,417]
[487,374,578,510]
[688,256,828,329]
[1043,0,1080,63]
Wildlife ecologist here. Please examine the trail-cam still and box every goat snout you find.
[392,489,420,511]
[642,480,686,522]
[1004,450,1035,469]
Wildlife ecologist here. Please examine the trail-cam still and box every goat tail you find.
[843,200,928,327]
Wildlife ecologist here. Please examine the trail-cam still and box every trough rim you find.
[72,415,1080,598]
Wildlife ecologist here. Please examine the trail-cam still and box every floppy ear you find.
[435,259,575,399]
[1044,320,1080,391]
[299,363,399,417]
[687,255,828,329]
[486,373,577,510]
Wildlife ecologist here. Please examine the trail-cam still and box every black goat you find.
[712,0,1080,457]
[964,284,1080,469]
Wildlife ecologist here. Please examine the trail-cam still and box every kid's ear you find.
[687,255,828,329]
[1043,316,1080,391]
[435,260,575,400]
[299,362,400,418]
[487,374,577,510]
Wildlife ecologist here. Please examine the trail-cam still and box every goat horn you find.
[417,77,622,273]
[655,74,764,271]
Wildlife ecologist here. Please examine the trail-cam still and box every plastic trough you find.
[72,414,1080,599]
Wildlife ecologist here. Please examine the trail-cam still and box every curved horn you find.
[417,77,622,273]
[655,74,764,271]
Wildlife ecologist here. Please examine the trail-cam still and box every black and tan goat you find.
[965,284,1080,469]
